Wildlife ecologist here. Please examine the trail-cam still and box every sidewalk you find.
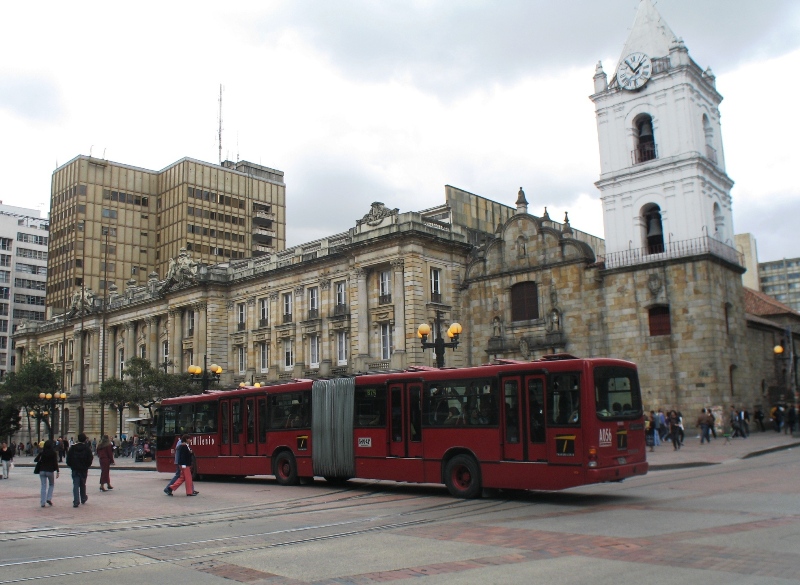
[12,454,159,472]
[645,428,800,470]
[10,430,799,474]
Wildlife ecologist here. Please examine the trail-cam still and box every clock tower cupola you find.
[591,0,734,259]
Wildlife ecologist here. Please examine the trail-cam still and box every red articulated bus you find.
[155,355,648,497]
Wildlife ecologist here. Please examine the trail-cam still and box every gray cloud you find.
[734,194,800,263]
[0,75,64,122]
[286,156,409,246]
[254,0,800,97]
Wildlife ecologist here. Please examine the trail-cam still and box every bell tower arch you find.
[591,0,734,257]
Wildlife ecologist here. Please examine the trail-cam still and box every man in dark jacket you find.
[66,433,94,508]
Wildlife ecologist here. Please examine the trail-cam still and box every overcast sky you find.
[1,0,799,262]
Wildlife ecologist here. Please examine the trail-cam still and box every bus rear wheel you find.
[444,455,482,499]
[273,451,299,486]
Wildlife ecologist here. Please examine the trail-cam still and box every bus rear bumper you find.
[587,461,649,483]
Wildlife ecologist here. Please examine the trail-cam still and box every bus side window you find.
[548,373,580,425]
[528,379,546,443]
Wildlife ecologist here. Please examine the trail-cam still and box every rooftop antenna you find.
[217,84,224,165]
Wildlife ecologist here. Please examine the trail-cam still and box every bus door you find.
[546,372,584,465]
[501,377,524,461]
[388,382,423,459]
[230,397,245,457]
[244,397,257,456]
[220,400,231,456]
[525,374,548,462]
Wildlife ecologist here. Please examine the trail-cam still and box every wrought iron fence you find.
[600,236,743,269]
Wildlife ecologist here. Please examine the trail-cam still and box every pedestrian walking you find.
[164,435,183,495]
[34,440,59,507]
[166,435,198,497]
[668,410,681,450]
[708,410,717,439]
[66,433,93,508]
[97,435,115,491]
[785,406,796,435]
[0,442,14,479]
[696,408,711,444]
[91,437,97,454]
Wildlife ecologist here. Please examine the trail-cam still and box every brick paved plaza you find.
[1,432,798,584]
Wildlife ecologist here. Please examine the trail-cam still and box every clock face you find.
[617,52,652,90]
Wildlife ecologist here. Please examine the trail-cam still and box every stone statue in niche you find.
[519,337,530,358]
[492,316,503,338]
[547,308,561,332]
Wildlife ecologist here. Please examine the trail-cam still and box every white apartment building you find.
[0,203,49,377]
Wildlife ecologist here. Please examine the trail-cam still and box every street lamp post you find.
[29,391,68,442]
[418,311,463,368]
[773,328,799,437]
[188,355,223,391]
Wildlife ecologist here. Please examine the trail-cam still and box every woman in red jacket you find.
[96,435,115,491]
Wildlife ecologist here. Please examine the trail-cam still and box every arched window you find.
[641,203,664,254]
[511,282,539,321]
[633,114,657,163]
[648,306,670,336]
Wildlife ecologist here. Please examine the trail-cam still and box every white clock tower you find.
[591,0,734,259]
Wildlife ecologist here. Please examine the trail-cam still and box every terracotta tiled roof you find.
[744,287,799,317]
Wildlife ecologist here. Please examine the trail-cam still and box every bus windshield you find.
[594,366,642,420]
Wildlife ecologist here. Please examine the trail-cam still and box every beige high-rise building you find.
[47,156,286,311]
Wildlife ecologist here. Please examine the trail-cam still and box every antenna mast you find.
[217,84,223,165]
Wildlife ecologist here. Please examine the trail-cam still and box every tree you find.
[95,358,201,434]
[2,352,61,441]
[0,402,22,441]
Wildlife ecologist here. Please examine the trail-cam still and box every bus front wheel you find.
[273,451,299,486]
[444,455,482,499]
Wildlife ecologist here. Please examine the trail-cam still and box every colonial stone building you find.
[13,0,796,437]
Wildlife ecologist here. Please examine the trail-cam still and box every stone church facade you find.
[14,0,792,437]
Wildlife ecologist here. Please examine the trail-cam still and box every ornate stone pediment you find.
[66,287,99,319]
[356,202,399,230]
[159,248,199,294]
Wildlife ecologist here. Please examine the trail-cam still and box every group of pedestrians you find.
[647,409,685,451]
[23,433,120,508]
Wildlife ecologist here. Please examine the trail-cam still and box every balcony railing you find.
[599,236,743,270]
[307,308,319,320]
[430,292,442,303]
[283,313,293,324]
[379,294,392,305]
[237,322,246,332]
[187,328,194,337]
[333,303,348,316]
[258,318,269,328]
[631,143,657,165]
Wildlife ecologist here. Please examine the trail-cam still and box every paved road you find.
[1,434,798,584]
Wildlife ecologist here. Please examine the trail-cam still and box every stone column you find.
[107,327,117,379]
[125,322,136,368]
[319,278,332,376]
[355,267,369,358]
[88,327,100,387]
[391,259,406,356]
[195,302,207,363]
[145,317,158,369]
[168,309,180,373]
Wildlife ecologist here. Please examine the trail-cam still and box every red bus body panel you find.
[157,358,649,492]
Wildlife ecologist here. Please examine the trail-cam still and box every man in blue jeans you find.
[164,436,182,496]
[66,433,94,507]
